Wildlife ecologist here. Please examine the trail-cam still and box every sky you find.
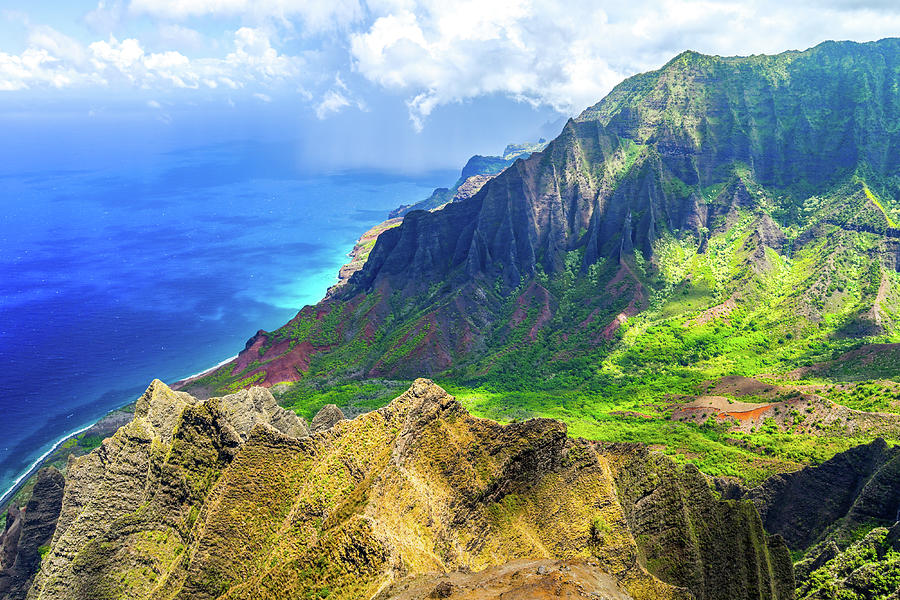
[3,0,900,171]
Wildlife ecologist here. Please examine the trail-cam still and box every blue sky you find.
[3,1,900,171]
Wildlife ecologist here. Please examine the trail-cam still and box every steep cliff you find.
[733,438,900,599]
[182,39,900,393]
[607,444,794,600]
[26,381,306,600]
[0,469,64,600]
[25,380,792,600]
[746,438,900,551]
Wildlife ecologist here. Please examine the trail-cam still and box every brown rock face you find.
[745,438,900,550]
[309,404,344,433]
[25,380,792,600]
[0,468,65,600]
[376,559,634,600]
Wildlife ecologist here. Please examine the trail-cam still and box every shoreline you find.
[0,200,404,517]
[0,354,240,514]
[0,422,94,511]
[172,354,239,389]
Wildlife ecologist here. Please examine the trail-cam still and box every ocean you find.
[0,136,450,502]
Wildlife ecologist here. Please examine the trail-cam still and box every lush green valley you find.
[187,40,900,489]
[6,39,900,600]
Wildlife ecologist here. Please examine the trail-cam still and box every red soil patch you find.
[233,331,267,373]
[509,282,553,340]
[600,313,628,340]
[716,404,773,422]
[254,341,315,385]
[689,297,737,326]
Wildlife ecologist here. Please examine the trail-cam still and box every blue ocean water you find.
[0,138,449,501]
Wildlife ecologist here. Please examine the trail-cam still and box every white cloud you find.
[316,88,351,118]
[0,27,301,94]
[128,0,363,32]
[253,92,272,102]
[28,26,88,66]
[349,0,900,129]
[7,0,900,128]
[315,73,365,119]
[147,99,161,108]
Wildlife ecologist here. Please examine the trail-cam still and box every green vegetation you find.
[272,379,410,422]
[189,173,900,487]
[182,40,900,493]
[798,527,900,600]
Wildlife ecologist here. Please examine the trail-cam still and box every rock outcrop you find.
[0,468,65,600]
[746,438,900,550]
[309,404,344,433]
[25,379,793,600]
[26,380,306,600]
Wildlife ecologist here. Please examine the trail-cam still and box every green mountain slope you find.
[182,39,900,484]
[23,380,792,600]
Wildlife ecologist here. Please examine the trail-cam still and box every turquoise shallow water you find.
[0,137,450,501]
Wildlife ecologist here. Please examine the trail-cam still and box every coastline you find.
[0,354,239,514]
[0,168,439,522]
[0,422,94,511]
[171,354,239,389]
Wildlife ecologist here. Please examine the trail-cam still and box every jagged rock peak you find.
[25,379,793,600]
[134,378,199,443]
[214,386,308,439]
[310,404,345,433]
[382,378,461,427]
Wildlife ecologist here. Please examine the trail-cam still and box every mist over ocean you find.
[0,129,450,499]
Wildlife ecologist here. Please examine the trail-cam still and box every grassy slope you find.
[196,41,900,486]
[224,170,900,487]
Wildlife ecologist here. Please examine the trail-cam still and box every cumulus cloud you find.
[128,0,364,32]
[350,0,900,129]
[7,0,900,128]
[0,26,301,93]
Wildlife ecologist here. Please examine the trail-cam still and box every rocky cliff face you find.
[0,468,65,600]
[606,444,794,600]
[24,380,791,600]
[746,438,900,551]
[183,39,900,390]
[26,381,306,600]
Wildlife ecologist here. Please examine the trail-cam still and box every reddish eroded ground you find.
[596,260,647,340]
[376,559,634,600]
[671,396,775,426]
[369,312,452,377]
[717,404,773,422]
[509,282,554,340]
[254,341,315,385]
[688,296,737,326]
[600,313,628,340]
